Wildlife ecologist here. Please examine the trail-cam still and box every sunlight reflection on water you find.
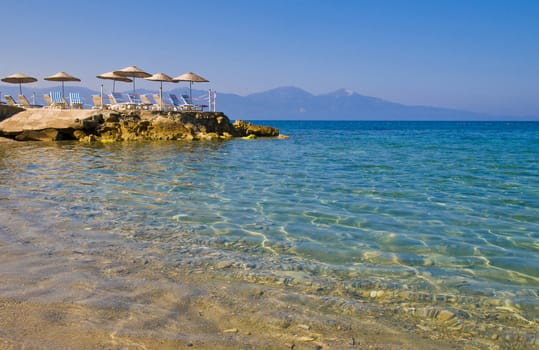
[1,122,539,326]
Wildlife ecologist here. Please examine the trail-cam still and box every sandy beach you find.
[0,231,489,350]
[0,285,455,350]
[0,265,458,350]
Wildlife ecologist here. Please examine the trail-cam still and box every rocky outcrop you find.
[0,109,279,142]
[232,120,280,137]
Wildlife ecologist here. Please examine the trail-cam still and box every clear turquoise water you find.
[1,121,538,320]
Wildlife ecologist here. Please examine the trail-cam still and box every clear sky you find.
[2,0,538,117]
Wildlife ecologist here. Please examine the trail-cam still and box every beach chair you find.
[169,93,186,111]
[4,95,20,107]
[140,94,158,110]
[109,92,136,110]
[179,94,198,111]
[91,95,108,109]
[152,94,173,111]
[50,91,67,109]
[127,92,141,104]
[43,94,51,108]
[69,92,84,109]
[127,92,147,109]
[192,93,209,111]
[18,95,43,108]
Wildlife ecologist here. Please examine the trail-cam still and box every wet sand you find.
[0,235,467,350]
[0,214,536,350]
[0,285,453,350]
[0,282,456,350]
[3,243,520,350]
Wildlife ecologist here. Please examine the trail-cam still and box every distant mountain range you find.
[218,87,535,121]
[1,84,535,121]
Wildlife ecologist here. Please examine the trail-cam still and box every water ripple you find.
[1,122,538,321]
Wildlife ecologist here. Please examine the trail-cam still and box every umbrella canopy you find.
[113,66,151,93]
[144,73,177,110]
[44,71,81,98]
[1,73,38,95]
[96,71,132,92]
[173,72,209,104]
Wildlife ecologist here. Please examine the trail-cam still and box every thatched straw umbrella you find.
[96,71,132,92]
[1,73,38,95]
[172,72,209,104]
[44,71,81,98]
[144,73,177,110]
[113,65,151,93]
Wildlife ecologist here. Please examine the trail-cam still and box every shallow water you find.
[1,121,538,346]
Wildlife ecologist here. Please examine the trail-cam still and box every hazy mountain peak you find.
[248,86,312,98]
[328,88,356,97]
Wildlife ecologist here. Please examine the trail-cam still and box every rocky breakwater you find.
[0,109,279,142]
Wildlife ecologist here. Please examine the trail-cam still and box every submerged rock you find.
[0,109,279,142]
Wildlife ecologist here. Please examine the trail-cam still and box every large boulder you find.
[0,109,103,139]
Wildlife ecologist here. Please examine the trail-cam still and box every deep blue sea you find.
[1,121,538,337]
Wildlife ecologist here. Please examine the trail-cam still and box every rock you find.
[73,129,87,140]
[0,137,17,143]
[223,328,239,333]
[436,309,456,322]
[15,128,60,141]
[197,132,220,141]
[220,132,233,140]
[105,113,121,122]
[370,290,385,298]
[233,120,279,137]
[423,258,434,266]
[0,110,280,142]
[216,261,234,269]
[0,109,101,136]
[297,336,316,342]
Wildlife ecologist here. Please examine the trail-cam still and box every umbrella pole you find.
[159,82,163,111]
[189,81,192,104]
[62,82,65,99]
[113,80,116,93]
[100,84,104,111]
[133,79,136,93]
[19,83,22,96]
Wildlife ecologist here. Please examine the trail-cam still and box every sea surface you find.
[1,120,538,342]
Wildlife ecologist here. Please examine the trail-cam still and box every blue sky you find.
[2,0,538,116]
